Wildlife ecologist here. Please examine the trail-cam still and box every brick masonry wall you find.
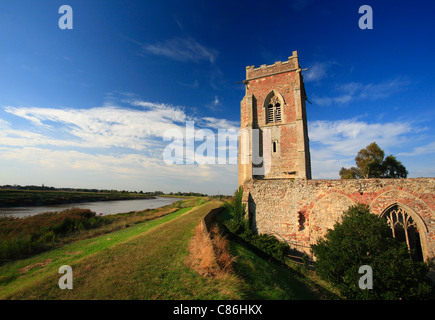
[239,53,311,181]
[245,72,299,126]
[243,178,435,263]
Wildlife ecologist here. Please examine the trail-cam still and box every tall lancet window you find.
[266,95,282,124]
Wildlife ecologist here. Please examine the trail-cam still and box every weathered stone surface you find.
[243,178,435,263]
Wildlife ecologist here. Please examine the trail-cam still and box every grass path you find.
[0,200,240,299]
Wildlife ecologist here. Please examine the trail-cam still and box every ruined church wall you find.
[243,178,435,261]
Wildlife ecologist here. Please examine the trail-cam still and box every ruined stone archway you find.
[309,192,355,246]
[380,203,428,262]
[370,188,432,262]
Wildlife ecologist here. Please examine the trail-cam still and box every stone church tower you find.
[238,51,311,185]
[237,52,435,272]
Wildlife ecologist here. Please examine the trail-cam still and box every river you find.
[0,196,184,218]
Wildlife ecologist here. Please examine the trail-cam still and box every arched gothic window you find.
[382,205,423,261]
[266,95,282,124]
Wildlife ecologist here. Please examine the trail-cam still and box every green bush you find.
[243,231,289,262]
[311,204,432,300]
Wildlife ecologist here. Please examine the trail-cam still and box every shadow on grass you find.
[214,208,340,300]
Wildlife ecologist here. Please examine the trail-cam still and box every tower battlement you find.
[245,51,300,81]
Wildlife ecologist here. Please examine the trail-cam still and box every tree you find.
[340,142,408,179]
[226,186,248,234]
[355,142,385,178]
[311,204,431,300]
[382,155,408,178]
[339,166,363,179]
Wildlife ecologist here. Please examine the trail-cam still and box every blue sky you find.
[0,0,434,195]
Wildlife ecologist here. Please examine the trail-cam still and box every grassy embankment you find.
[0,197,205,298]
[0,197,337,299]
[0,197,198,262]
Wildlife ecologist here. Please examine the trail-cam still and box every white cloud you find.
[304,62,331,82]
[177,79,199,88]
[308,119,416,178]
[3,102,240,154]
[4,103,188,151]
[1,101,240,194]
[309,119,413,153]
[0,128,75,148]
[200,117,239,131]
[0,118,10,128]
[398,141,435,156]
[205,96,222,111]
[213,96,220,106]
[143,36,218,64]
[0,145,237,193]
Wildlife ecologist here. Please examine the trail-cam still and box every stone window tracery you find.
[382,205,423,261]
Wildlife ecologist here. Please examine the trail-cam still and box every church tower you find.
[238,51,312,185]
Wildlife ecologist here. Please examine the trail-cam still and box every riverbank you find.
[0,189,155,208]
[0,197,200,264]
[0,199,201,299]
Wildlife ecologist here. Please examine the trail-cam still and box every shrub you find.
[0,208,109,261]
[244,232,289,262]
[311,204,432,299]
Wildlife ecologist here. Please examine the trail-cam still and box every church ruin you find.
[238,51,435,266]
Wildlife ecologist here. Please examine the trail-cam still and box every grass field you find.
[0,197,336,300]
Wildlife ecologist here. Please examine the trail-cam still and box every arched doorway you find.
[381,204,425,262]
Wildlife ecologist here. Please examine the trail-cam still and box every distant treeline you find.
[1,185,161,195]
[0,185,214,208]
[166,191,209,197]
[0,185,210,197]
[0,188,155,208]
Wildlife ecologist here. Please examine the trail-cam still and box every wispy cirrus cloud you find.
[205,96,222,111]
[312,78,409,106]
[0,118,10,128]
[142,36,218,64]
[3,103,187,151]
[304,61,335,82]
[127,35,222,88]
[177,79,199,88]
[200,117,239,131]
[397,141,435,157]
[2,99,241,153]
